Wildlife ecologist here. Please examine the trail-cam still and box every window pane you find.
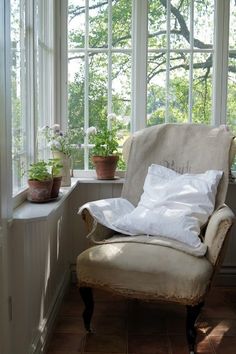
[169,53,189,123]
[68,56,85,130]
[112,0,132,48]
[147,53,166,126]
[68,0,85,49]
[89,53,108,128]
[148,0,167,49]
[170,0,190,49]
[11,0,27,194]
[227,56,236,135]
[72,148,85,170]
[192,53,212,125]
[194,0,214,49]
[112,53,131,145]
[35,0,55,160]
[147,1,214,126]
[228,1,236,137]
[89,0,108,48]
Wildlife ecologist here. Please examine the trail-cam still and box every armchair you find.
[76,123,235,354]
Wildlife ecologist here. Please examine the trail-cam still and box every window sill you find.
[13,177,125,222]
[77,177,125,184]
[13,179,79,222]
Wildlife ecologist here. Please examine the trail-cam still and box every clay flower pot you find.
[92,155,119,179]
[51,176,62,198]
[27,179,53,202]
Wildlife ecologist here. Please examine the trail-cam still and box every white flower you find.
[107,113,117,122]
[86,126,97,136]
[51,124,61,133]
[48,140,62,150]
[38,125,49,132]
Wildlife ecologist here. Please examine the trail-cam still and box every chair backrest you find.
[122,123,234,208]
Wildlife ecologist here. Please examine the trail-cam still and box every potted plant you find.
[41,124,82,186]
[27,161,53,202]
[48,158,63,198]
[86,114,119,179]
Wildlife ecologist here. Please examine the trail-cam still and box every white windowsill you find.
[13,176,125,222]
[13,178,79,222]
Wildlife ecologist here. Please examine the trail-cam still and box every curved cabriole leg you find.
[186,302,204,354]
[79,287,94,332]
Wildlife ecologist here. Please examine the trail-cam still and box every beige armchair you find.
[76,123,235,354]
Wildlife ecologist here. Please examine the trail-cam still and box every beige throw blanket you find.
[122,124,233,208]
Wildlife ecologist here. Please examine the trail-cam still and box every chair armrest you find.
[81,208,115,244]
[204,205,235,265]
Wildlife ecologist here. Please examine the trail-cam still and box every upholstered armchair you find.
[76,123,235,354]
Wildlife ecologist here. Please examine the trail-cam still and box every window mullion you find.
[188,0,194,123]
[84,0,89,170]
[0,1,12,350]
[131,0,148,132]
[165,0,171,123]
[212,0,230,126]
[107,0,112,126]
[25,0,36,162]
[56,0,67,131]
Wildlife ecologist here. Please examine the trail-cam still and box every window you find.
[10,0,55,196]
[228,0,236,135]
[68,0,132,170]
[147,0,214,126]
[7,0,236,197]
[67,0,234,171]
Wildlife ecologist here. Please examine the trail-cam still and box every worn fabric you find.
[77,242,213,305]
[204,205,235,265]
[122,124,233,208]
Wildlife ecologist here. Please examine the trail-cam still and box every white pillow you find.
[113,164,223,248]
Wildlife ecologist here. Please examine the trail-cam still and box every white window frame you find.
[0,1,12,353]
[11,0,57,201]
[64,0,231,175]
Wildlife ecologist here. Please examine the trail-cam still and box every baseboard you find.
[214,266,236,286]
[30,269,71,354]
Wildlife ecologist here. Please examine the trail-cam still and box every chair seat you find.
[77,242,213,305]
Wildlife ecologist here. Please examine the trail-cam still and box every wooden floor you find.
[46,284,236,354]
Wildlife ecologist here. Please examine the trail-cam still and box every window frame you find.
[11,0,57,199]
[5,0,234,201]
[0,1,12,353]
[65,0,231,174]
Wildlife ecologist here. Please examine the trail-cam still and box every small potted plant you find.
[27,161,53,202]
[86,114,119,179]
[48,158,63,198]
[41,124,83,186]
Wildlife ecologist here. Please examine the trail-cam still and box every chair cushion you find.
[77,242,213,305]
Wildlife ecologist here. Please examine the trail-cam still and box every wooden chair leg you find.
[79,287,94,332]
[186,302,204,354]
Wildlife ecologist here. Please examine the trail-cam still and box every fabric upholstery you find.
[204,205,235,265]
[77,242,213,305]
[122,124,233,208]
[77,123,235,306]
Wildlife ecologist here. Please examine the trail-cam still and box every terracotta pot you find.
[51,176,62,198]
[27,179,53,202]
[92,155,119,180]
[52,151,71,187]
